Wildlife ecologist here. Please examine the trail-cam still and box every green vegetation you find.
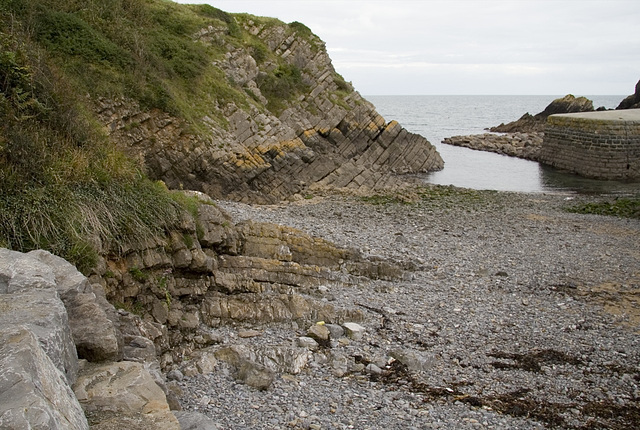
[566,198,640,219]
[0,0,351,273]
[257,63,309,114]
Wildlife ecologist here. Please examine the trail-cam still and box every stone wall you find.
[539,109,640,180]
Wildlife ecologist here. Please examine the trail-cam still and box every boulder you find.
[27,250,123,362]
[0,289,78,384]
[0,326,89,430]
[73,361,179,430]
[0,248,56,292]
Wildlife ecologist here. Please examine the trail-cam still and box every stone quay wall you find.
[539,109,640,180]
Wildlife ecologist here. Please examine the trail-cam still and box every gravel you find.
[175,188,640,429]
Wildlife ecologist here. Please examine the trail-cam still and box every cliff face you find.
[97,15,443,203]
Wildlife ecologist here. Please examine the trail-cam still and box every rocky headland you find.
[442,95,595,161]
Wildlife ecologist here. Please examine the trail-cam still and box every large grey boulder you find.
[0,289,78,384]
[0,248,57,292]
[0,326,89,430]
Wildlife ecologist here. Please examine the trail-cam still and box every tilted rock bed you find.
[442,132,543,161]
[170,190,640,429]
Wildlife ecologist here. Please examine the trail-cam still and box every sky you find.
[175,0,640,96]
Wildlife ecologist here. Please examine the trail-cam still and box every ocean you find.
[365,95,639,194]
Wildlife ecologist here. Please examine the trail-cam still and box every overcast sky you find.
[176,0,639,95]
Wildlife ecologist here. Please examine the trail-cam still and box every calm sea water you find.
[366,95,640,195]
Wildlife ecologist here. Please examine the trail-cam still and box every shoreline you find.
[174,189,640,429]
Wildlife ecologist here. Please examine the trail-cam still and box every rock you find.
[73,361,179,430]
[325,323,345,339]
[297,336,320,350]
[123,335,157,363]
[238,329,263,338]
[342,322,365,340]
[27,250,123,363]
[390,349,434,372]
[307,323,330,342]
[235,360,276,390]
[166,369,184,382]
[490,94,594,133]
[174,410,221,430]
[616,79,640,109]
[0,289,78,384]
[0,248,57,292]
[366,363,383,375]
[0,326,89,430]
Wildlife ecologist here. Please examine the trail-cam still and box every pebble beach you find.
[176,188,640,429]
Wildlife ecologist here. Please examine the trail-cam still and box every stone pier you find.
[539,109,640,180]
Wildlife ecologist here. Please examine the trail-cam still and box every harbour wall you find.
[539,109,640,180]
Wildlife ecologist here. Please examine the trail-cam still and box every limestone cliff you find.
[96,14,443,203]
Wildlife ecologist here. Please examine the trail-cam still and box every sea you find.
[365,95,640,195]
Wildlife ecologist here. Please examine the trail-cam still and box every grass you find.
[0,0,359,273]
[0,14,200,273]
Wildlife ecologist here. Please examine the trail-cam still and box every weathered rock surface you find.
[617,79,640,109]
[95,19,443,204]
[442,132,543,161]
[0,287,78,384]
[0,326,89,430]
[73,361,179,430]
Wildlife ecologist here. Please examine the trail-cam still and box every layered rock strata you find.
[1,192,404,427]
[96,20,443,203]
[442,132,543,161]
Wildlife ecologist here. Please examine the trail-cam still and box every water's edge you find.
[367,95,639,195]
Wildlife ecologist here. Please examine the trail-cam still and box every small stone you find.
[166,369,184,382]
[307,324,330,341]
[325,323,345,339]
[366,363,383,374]
[297,336,319,350]
[342,322,365,340]
[238,329,262,338]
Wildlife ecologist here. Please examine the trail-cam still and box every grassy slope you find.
[0,0,263,272]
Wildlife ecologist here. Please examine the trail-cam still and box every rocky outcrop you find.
[93,193,400,363]
[489,95,594,133]
[0,249,176,429]
[442,132,543,161]
[616,79,640,109]
[0,190,409,427]
[442,95,594,160]
[96,19,443,203]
